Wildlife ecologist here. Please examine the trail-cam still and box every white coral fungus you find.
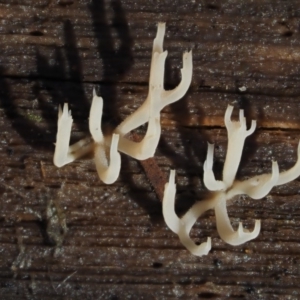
[163,105,300,256]
[53,23,192,183]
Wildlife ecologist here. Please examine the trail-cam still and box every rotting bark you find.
[0,0,300,299]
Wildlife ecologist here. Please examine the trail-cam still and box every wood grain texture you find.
[0,0,300,299]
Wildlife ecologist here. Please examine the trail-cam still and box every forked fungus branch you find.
[53,23,192,184]
[163,105,300,256]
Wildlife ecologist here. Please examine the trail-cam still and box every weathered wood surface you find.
[0,0,300,299]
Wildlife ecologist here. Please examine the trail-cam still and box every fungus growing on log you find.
[53,23,192,183]
[163,105,300,256]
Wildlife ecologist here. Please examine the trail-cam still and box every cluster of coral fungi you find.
[54,23,300,256]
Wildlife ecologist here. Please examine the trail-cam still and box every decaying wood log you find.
[0,0,300,299]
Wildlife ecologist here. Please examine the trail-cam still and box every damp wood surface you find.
[0,0,300,299]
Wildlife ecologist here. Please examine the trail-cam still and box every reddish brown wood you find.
[0,1,300,299]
